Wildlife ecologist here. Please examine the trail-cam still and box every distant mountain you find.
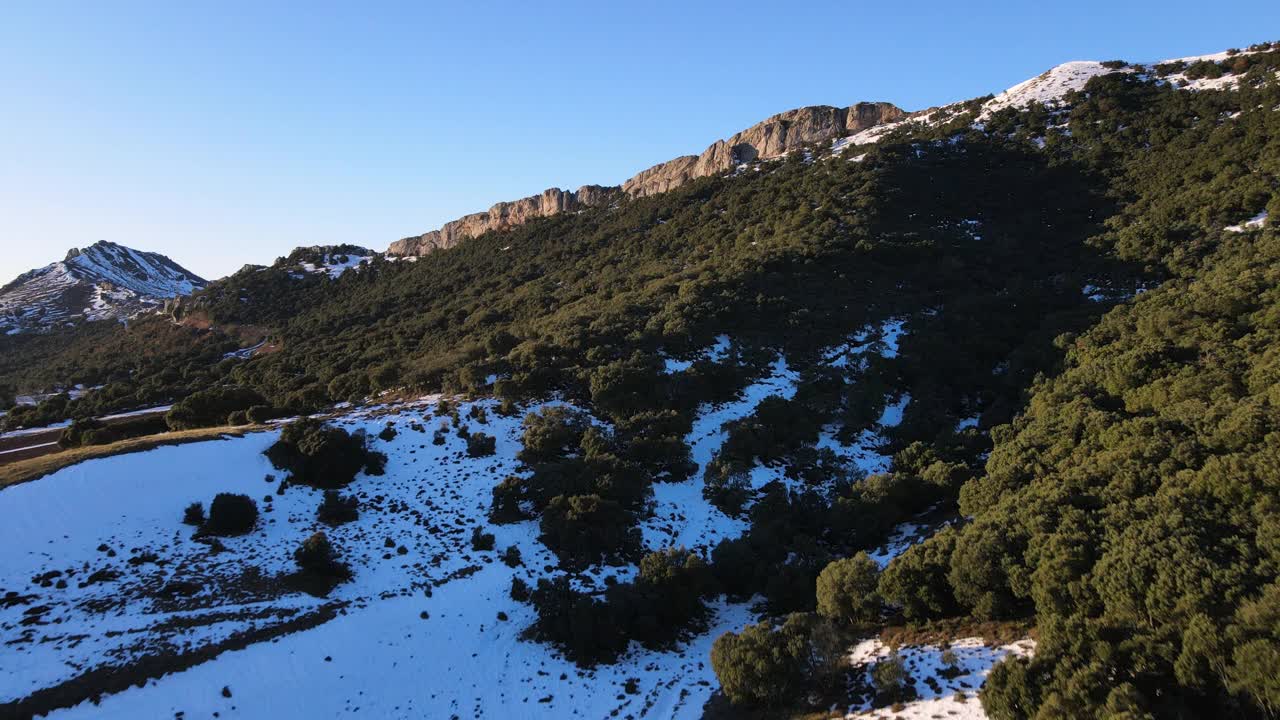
[0,240,206,334]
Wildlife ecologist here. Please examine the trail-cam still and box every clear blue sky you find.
[1,1,1277,282]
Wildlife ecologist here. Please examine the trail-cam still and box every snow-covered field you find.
[0,397,760,718]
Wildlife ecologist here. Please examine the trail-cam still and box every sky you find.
[1,1,1277,282]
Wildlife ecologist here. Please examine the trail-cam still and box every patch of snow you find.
[664,357,694,373]
[644,354,799,551]
[299,252,372,279]
[1226,211,1268,232]
[844,637,1037,719]
[98,405,173,421]
[824,318,907,370]
[662,335,732,374]
[814,392,910,480]
[0,420,72,438]
[223,341,266,360]
[864,512,951,568]
[0,441,59,455]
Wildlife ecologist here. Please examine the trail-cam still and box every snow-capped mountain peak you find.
[0,240,206,334]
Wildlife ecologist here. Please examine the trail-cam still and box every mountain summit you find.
[0,240,206,334]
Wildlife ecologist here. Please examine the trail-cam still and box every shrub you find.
[711,536,760,599]
[525,576,629,664]
[205,493,258,535]
[510,576,530,602]
[465,432,496,457]
[627,549,712,645]
[815,552,882,624]
[293,532,350,579]
[588,353,667,420]
[265,418,386,488]
[246,404,278,424]
[1183,59,1224,80]
[377,423,397,441]
[539,494,637,567]
[182,501,205,526]
[489,475,530,523]
[702,459,752,516]
[871,652,913,705]
[618,410,696,481]
[317,490,358,525]
[59,418,110,448]
[710,616,817,707]
[878,527,960,622]
[518,407,592,465]
[501,545,522,567]
[166,386,266,430]
[471,526,495,551]
[718,396,820,467]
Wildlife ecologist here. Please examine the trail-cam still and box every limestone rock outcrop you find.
[387,101,905,257]
[622,102,905,197]
[389,185,623,257]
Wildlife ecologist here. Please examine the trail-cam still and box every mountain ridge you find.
[388,101,906,257]
[387,46,1276,261]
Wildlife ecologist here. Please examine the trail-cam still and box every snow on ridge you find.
[298,248,376,279]
[980,60,1116,118]
[833,103,970,152]
[982,46,1274,118]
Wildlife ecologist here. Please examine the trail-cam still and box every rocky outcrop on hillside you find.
[387,102,905,257]
[623,102,905,197]
[389,185,624,257]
